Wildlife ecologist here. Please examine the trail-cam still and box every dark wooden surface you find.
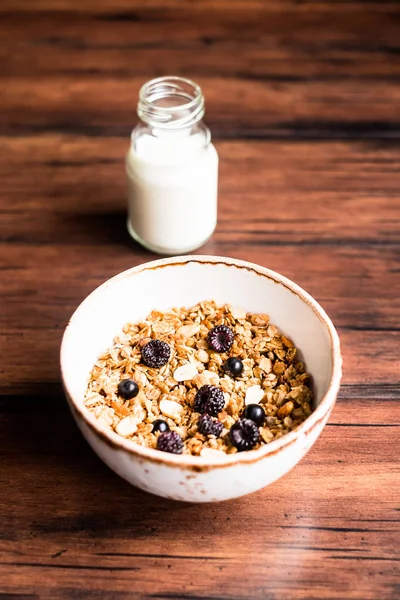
[1,2,399,599]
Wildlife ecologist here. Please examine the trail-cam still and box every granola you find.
[84,301,313,456]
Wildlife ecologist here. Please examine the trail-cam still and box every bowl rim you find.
[61,255,342,470]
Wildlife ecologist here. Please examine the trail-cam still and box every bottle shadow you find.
[61,208,142,251]
[64,209,219,257]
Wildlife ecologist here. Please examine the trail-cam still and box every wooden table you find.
[1,1,399,599]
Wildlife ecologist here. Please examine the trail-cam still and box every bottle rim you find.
[137,76,205,129]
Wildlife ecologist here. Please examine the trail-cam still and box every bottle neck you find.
[137,76,206,132]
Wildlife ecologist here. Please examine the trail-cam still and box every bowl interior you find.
[62,257,334,413]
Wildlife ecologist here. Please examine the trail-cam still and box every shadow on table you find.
[63,209,220,256]
[62,208,144,251]
[2,394,240,542]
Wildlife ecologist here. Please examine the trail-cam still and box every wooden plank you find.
[1,7,399,80]
[2,46,400,81]
[0,396,398,600]
[1,76,399,139]
[1,0,399,12]
[1,139,399,243]
[0,3,398,140]
[1,243,400,331]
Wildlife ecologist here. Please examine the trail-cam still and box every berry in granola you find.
[197,414,223,437]
[223,357,243,377]
[207,325,234,353]
[117,378,139,400]
[141,339,171,368]
[194,385,225,416]
[243,403,265,426]
[152,419,170,433]
[229,418,260,451]
[157,431,184,454]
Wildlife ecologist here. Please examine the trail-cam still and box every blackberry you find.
[194,385,225,416]
[229,418,259,452]
[243,403,265,426]
[223,357,244,377]
[118,378,139,400]
[156,431,184,454]
[152,419,169,433]
[141,339,171,368]
[207,325,234,353]
[197,414,223,437]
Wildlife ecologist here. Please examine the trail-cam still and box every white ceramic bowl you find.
[61,256,342,502]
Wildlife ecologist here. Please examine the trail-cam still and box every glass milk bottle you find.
[126,76,219,255]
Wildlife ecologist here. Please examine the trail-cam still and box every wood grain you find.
[0,1,399,599]
[0,394,399,600]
